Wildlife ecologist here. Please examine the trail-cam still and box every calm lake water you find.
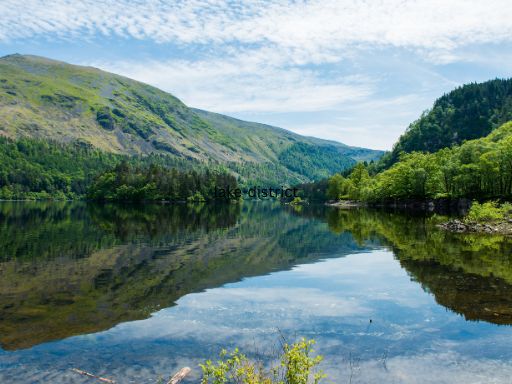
[1,201,512,383]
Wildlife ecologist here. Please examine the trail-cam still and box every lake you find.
[1,201,512,383]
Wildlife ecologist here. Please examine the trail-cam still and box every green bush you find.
[465,201,511,223]
[200,338,325,384]
[289,197,303,205]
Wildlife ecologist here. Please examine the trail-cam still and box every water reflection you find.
[318,208,512,324]
[1,202,512,383]
[0,202,369,351]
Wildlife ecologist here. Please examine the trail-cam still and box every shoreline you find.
[325,200,364,208]
[438,219,512,235]
[325,198,472,214]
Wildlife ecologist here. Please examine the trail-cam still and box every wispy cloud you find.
[94,53,373,113]
[1,1,510,148]
[2,1,512,60]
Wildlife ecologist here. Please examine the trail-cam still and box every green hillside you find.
[0,54,382,191]
[301,78,512,203]
[327,121,512,201]
[376,78,512,170]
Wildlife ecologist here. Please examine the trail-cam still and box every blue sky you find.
[1,1,512,150]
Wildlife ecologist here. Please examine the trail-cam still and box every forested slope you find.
[376,79,512,170]
[0,54,382,194]
[327,121,512,201]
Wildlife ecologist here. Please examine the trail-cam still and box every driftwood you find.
[71,368,116,383]
[70,366,191,383]
[167,367,191,384]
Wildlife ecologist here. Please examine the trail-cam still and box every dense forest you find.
[277,142,356,180]
[325,121,512,202]
[298,79,512,204]
[0,134,359,201]
[0,136,203,200]
[88,162,238,202]
[375,78,512,171]
[0,137,119,200]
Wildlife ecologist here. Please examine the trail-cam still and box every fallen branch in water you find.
[167,367,191,384]
[70,368,116,383]
[70,366,191,384]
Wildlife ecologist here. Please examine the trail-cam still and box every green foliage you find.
[278,143,355,181]
[200,348,271,384]
[0,136,197,200]
[289,197,303,205]
[280,338,325,384]
[326,174,350,200]
[0,136,119,199]
[200,338,325,384]
[326,163,370,200]
[347,163,370,200]
[88,162,238,202]
[465,201,512,223]
[375,78,512,170]
[319,122,512,202]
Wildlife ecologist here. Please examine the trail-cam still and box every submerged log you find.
[71,368,116,383]
[70,366,191,383]
[167,367,191,384]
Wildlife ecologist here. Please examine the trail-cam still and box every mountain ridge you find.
[0,54,382,184]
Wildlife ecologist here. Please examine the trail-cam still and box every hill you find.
[0,54,382,187]
[326,121,512,202]
[376,78,512,170]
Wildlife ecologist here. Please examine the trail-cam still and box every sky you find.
[1,1,512,150]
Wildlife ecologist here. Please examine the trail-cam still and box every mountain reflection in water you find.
[0,201,512,383]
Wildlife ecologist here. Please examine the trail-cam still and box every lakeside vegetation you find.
[87,161,238,202]
[0,136,200,200]
[465,201,512,223]
[324,121,512,202]
[201,338,324,384]
[375,78,512,170]
[438,201,512,235]
[291,79,512,206]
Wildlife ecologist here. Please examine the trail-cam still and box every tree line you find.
[324,121,512,202]
[0,136,235,201]
[87,161,238,202]
[375,78,512,171]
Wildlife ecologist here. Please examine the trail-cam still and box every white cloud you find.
[1,0,512,59]
[2,0,510,148]
[94,53,373,113]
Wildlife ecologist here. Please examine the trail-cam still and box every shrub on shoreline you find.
[465,201,512,223]
[200,338,325,384]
